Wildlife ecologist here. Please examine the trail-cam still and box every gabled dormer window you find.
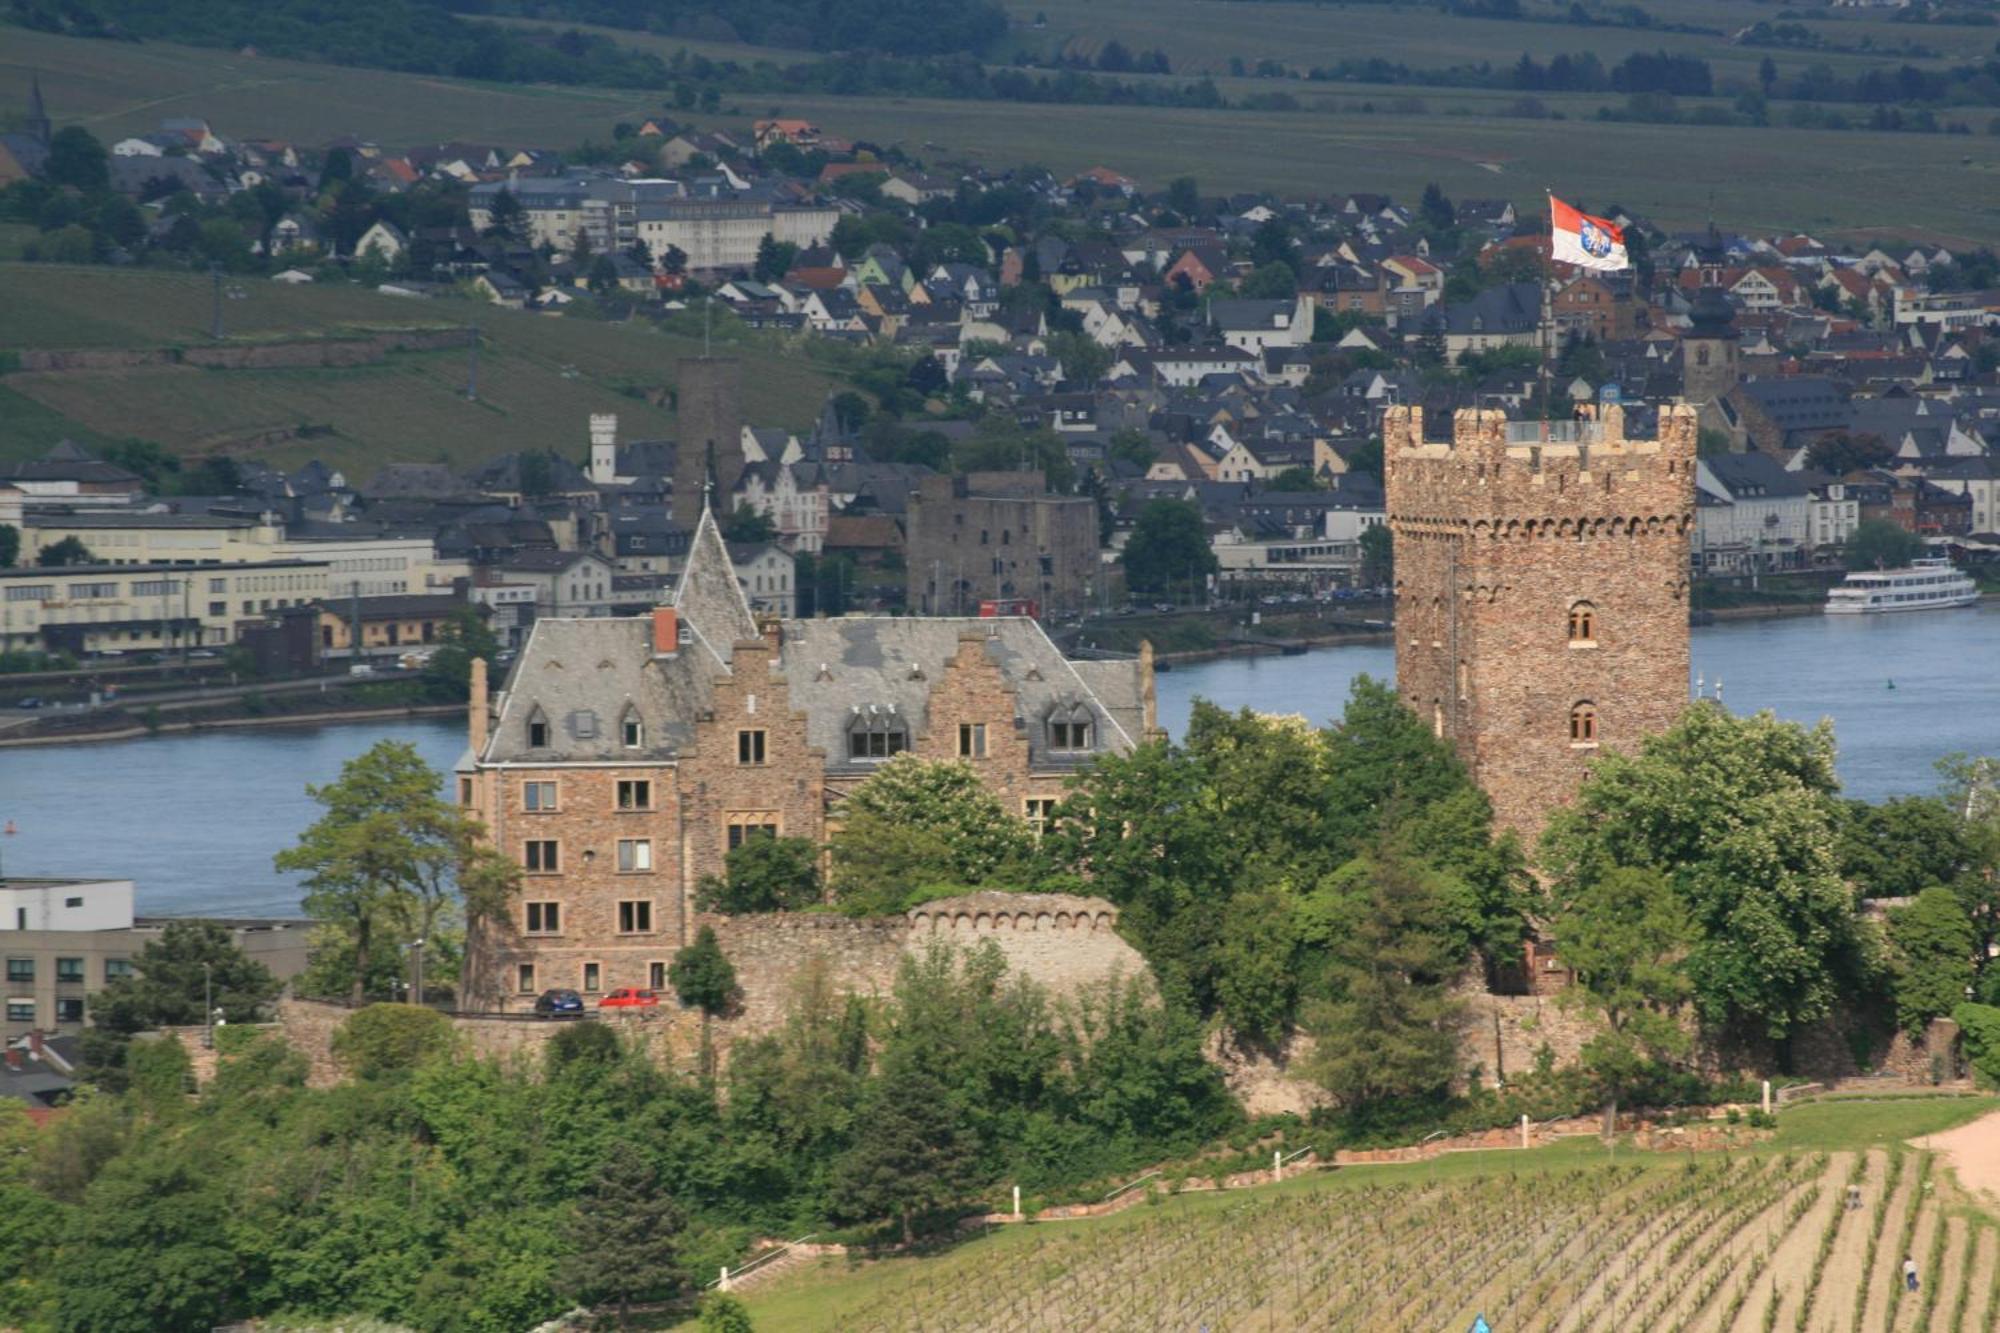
[847,706,908,760]
[620,707,643,750]
[526,706,550,750]
[1046,703,1094,753]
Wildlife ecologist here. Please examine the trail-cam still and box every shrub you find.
[331,1002,455,1078]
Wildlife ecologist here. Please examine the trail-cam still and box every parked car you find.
[597,988,661,1010]
[533,988,584,1016]
[15,697,42,710]
[1152,602,1176,614]
[348,662,375,677]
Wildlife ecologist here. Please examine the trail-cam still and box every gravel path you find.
[1913,1109,2000,1214]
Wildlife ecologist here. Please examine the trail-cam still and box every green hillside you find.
[0,265,835,474]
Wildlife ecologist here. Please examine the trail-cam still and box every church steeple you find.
[25,74,51,148]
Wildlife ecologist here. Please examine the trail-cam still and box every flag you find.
[1549,195,1628,272]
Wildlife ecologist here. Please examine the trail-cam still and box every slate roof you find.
[672,501,758,653]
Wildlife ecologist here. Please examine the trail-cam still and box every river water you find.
[5,604,1997,917]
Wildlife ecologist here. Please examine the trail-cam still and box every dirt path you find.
[1731,1156,1844,1332]
[1811,1150,1885,1333]
[1959,1226,1998,1332]
[1925,1216,1968,1332]
[1891,1186,1942,1331]
[1913,1110,2000,1215]
[1861,1155,1924,1331]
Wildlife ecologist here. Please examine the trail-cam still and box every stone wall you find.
[280,892,1145,1086]
[15,328,470,374]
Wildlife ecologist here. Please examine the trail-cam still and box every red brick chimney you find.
[3,1048,21,1071]
[652,606,680,655]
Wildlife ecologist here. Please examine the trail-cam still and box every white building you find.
[1694,455,1812,573]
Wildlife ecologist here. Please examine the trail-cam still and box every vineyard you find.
[740,1144,2000,1332]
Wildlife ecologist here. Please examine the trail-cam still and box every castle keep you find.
[1383,404,1697,845]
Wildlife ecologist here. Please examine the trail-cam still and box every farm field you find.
[0,266,835,472]
[1004,0,1963,82]
[7,27,2000,243]
[716,1102,2000,1332]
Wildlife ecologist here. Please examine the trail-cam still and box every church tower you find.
[1383,404,1696,847]
[672,357,743,531]
[1680,286,1740,406]
[25,75,52,148]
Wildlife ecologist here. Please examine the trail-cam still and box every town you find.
[5,40,2000,1333]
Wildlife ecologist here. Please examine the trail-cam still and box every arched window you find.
[846,706,907,760]
[1046,703,1094,753]
[1569,702,1598,745]
[1568,601,1597,643]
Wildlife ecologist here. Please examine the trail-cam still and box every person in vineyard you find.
[1903,1255,1919,1292]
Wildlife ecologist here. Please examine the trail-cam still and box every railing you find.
[707,1234,818,1291]
[1504,420,1604,445]
[1101,1169,1161,1203]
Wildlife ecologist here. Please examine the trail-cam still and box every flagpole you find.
[1541,190,1553,439]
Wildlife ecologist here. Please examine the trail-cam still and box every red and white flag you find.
[1549,195,1628,272]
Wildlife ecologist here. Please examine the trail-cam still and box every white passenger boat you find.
[1825,557,1979,614]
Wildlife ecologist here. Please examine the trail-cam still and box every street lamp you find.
[409,937,426,1008]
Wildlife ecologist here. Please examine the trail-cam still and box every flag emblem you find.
[1549,195,1628,273]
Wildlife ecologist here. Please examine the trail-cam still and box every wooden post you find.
[1521,1113,1530,1150]
[1762,1080,1772,1115]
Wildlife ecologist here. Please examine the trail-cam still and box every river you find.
[5,604,1997,917]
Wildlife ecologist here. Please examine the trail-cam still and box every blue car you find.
[533,988,585,1016]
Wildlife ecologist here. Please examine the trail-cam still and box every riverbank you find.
[0,697,462,748]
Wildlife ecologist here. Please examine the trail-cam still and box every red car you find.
[597,987,661,1010]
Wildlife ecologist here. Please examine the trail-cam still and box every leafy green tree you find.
[1846,518,1924,571]
[92,920,279,1035]
[700,1291,756,1332]
[1359,522,1392,588]
[1419,181,1456,232]
[697,835,822,913]
[36,536,95,567]
[1551,865,1695,1134]
[1107,428,1157,470]
[669,926,738,1017]
[330,1003,456,1079]
[1889,888,1976,1036]
[52,1154,235,1333]
[1956,1002,2000,1083]
[1837,796,1973,901]
[419,606,499,703]
[1047,329,1112,385]
[1804,430,1893,477]
[1121,498,1215,595]
[45,126,109,192]
[1299,842,1467,1108]
[1237,260,1297,299]
[830,757,1033,912]
[831,1062,975,1244]
[1541,703,1863,1050]
[1266,465,1324,492]
[1937,755,2000,998]
[587,253,620,296]
[562,1154,685,1328]
[752,233,798,283]
[0,524,18,568]
[276,741,519,1003]
[484,186,529,244]
[721,503,778,544]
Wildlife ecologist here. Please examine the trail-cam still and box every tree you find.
[484,187,528,245]
[1837,796,1974,902]
[1267,465,1324,493]
[720,503,777,544]
[561,1155,684,1328]
[1540,703,1862,1050]
[276,741,519,1004]
[36,536,95,567]
[830,757,1033,912]
[696,836,822,913]
[752,233,798,283]
[1047,330,1112,386]
[1107,429,1157,470]
[91,920,279,1035]
[1299,842,1467,1109]
[1122,498,1216,595]
[1889,888,1976,1036]
[699,1292,756,1333]
[1359,523,1393,590]
[0,524,18,569]
[1419,181,1456,233]
[669,926,738,1017]
[1804,430,1893,477]
[419,607,500,703]
[45,126,109,192]
[329,1003,456,1078]
[1759,55,1779,96]
[1846,518,1925,571]
[660,243,689,276]
[1551,865,1695,1134]
[831,1063,975,1244]
[52,1155,235,1333]
[587,254,619,296]
[1237,260,1297,300]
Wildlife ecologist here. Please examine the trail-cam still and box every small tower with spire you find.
[25,75,52,148]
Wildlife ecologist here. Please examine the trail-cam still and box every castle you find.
[458,499,1155,1010]
[1383,403,1697,847]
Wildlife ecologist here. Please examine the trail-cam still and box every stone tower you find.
[1680,286,1740,406]
[672,357,743,531]
[1383,404,1696,847]
[587,412,618,486]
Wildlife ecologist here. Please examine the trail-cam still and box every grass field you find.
[0,265,835,473]
[709,1099,2000,1332]
[7,26,2000,243]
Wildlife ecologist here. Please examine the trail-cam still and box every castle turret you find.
[1383,403,1696,847]
[588,412,618,486]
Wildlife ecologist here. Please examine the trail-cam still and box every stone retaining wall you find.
[15,328,468,374]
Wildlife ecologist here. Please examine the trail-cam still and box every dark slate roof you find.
[1427,282,1541,337]
[1701,451,1812,499]
[1733,377,1847,432]
[673,501,759,654]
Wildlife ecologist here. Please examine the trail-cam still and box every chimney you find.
[25,1032,42,1058]
[468,656,489,754]
[3,1048,20,1071]
[652,606,680,656]
[1138,638,1159,738]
